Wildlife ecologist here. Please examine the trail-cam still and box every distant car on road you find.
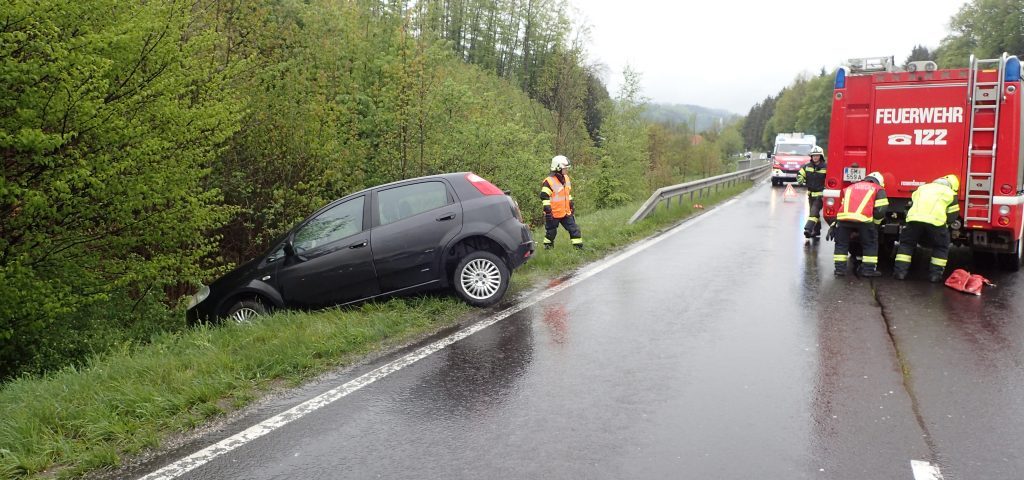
[186,172,535,324]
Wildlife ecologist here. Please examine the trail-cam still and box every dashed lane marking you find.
[911,460,944,479]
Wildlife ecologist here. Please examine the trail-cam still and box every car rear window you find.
[378,181,450,225]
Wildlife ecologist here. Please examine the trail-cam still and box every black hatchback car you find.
[186,172,535,323]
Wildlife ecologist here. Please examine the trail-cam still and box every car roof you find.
[363,172,469,193]
[320,172,474,209]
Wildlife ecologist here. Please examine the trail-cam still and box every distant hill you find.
[642,103,741,132]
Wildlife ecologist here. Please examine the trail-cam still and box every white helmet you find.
[867,171,885,188]
[550,155,570,172]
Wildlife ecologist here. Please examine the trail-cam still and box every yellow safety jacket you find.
[907,182,960,227]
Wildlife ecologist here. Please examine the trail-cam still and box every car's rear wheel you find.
[226,299,267,323]
[453,251,509,307]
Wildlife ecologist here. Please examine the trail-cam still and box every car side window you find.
[378,181,450,225]
[293,196,365,252]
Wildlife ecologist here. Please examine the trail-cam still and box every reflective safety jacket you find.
[540,173,573,219]
[838,180,888,224]
[907,182,960,227]
[797,161,827,196]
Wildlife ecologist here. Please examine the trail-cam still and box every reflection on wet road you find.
[135,182,1024,480]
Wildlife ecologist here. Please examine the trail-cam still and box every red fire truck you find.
[823,54,1024,271]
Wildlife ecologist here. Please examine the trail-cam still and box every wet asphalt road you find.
[134,181,1024,480]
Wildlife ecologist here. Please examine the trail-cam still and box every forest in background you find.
[740,0,1024,154]
[1,0,745,380]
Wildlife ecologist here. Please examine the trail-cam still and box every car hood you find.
[210,256,266,292]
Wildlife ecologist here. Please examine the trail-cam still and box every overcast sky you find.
[572,0,970,114]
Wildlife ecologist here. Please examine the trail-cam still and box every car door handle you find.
[348,241,368,249]
[436,213,456,221]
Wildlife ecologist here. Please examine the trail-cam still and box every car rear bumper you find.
[509,239,535,270]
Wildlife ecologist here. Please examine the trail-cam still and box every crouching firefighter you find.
[893,175,960,282]
[831,171,888,277]
[540,155,583,250]
[797,145,827,238]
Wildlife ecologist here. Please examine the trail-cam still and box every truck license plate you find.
[843,167,866,182]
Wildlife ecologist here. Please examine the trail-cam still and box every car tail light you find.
[466,173,504,195]
[998,216,1010,226]
[826,178,838,188]
[1001,184,1014,194]
[825,207,836,217]
[999,205,1011,216]
[508,196,524,221]
[825,198,835,206]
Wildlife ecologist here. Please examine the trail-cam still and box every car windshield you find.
[775,144,813,155]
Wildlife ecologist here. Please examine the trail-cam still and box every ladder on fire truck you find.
[964,53,1008,223]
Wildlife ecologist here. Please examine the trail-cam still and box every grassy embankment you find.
[0,181,754,479]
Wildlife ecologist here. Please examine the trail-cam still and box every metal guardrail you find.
[628,163,771,224]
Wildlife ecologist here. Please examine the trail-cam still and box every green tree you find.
[594,67,648,208]
[1,0,241,377]
[715,127,744,158]
[794,73,835,148]
[935,0,1024,68]
[904,44,935,66]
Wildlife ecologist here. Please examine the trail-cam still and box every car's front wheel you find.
[226,299,267,323]
[453,251,509,307]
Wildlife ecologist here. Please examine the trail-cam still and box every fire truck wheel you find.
[997,240,1023,272]
[771,179,780,187]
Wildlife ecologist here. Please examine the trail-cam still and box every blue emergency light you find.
[834,68,846,89]
[1006,56,1021,82]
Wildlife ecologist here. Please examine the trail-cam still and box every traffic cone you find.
[783,184,798,202]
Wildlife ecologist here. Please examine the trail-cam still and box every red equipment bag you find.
[944,268,995,295]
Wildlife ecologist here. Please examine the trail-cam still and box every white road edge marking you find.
[138,195,742,480]
[911,460,944,480]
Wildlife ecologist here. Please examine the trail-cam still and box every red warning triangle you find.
[783,183,798,201]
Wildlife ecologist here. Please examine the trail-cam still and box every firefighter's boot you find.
[858,263,882,278]
[893,263,909,280]
[834,263,847,277]
[927,265,945,283]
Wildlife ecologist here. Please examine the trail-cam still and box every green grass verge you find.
[0,181,754,479]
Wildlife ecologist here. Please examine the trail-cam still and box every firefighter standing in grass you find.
[797,145,827,238]
[831,171,888,277]
[893,175,961,282]
[540,155,583,250]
